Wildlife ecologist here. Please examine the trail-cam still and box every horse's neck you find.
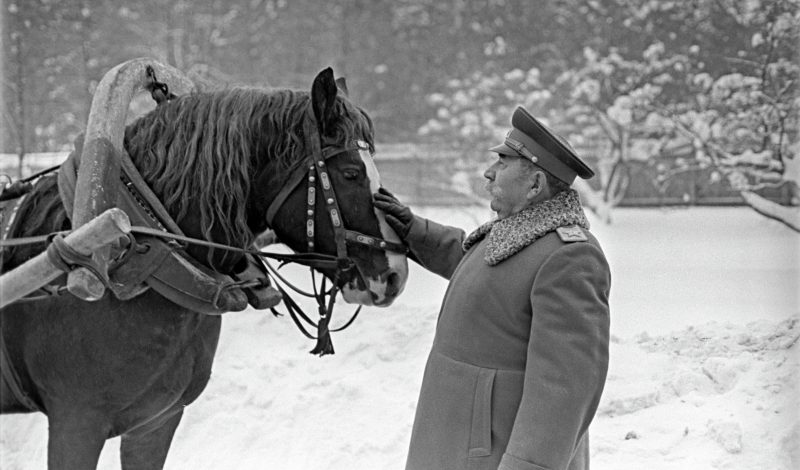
[122,147,247,275]
[179,209,246,274]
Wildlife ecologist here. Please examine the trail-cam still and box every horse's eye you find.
[343,169,360,180]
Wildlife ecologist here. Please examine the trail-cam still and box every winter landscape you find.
[1,205,797,470]
[2,1,798,469]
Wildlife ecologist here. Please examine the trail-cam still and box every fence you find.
[605,159,797,207]
[3,147,797,208]
[379,145,798,207]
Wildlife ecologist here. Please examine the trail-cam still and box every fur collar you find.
[463,189,589,265]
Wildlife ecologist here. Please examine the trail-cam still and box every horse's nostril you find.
[385,272,401,297]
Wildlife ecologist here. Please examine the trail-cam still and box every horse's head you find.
[124,68,408,307]
[253,68,408,307]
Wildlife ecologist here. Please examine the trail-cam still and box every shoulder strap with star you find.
[556,225,588,243]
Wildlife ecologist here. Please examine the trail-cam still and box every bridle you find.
[266,104,407,262]
[262,104,407,355]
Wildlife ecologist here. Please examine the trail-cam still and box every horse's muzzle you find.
[342,262,407,307]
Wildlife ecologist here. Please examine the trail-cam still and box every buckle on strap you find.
[344,230,408,254]
[504,133,538,162]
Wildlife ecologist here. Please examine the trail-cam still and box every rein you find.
[0,97,406,356]
[0,223,358,355]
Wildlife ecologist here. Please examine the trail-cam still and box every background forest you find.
[2,0,799,228]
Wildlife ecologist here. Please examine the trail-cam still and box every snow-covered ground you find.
[1,206,798,469]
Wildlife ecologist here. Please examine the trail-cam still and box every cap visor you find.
[512,107,594,178]
[488,142,519,156]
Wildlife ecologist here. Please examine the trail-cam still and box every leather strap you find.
[265,114,407,258]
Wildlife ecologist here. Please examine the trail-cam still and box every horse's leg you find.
[120,409,184,470]
[47,409,109,470]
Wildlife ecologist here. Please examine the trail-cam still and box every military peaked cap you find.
[489,106,594,184]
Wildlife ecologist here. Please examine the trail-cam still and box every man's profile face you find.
[483,154,535,219]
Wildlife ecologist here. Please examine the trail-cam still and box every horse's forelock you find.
[330,96,375,153]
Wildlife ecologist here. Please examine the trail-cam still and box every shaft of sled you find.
[0,208,131,310]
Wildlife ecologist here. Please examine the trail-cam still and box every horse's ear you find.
[335,77,349,96]
[311,67,338,135]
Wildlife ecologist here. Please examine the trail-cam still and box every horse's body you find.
[0,69,408,469]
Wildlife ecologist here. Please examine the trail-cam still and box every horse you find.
[0,67,409,469]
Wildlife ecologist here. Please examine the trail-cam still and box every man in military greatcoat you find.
[374,106,611,470]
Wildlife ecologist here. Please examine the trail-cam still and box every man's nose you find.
[483,167,495,180]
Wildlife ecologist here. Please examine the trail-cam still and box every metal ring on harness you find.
[145,65,177,105]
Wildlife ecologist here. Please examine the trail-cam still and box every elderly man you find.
[374,106,611,470]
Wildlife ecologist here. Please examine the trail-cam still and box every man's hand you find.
[373,187,414,239]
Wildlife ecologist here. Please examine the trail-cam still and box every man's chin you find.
[489,201,502,216]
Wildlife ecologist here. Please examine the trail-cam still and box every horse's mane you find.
[123,87,374,250]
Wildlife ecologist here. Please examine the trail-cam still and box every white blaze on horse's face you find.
[341,146,409,306]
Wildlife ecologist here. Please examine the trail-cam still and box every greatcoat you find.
[404,190,611,470]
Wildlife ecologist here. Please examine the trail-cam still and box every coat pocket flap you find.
[468,367,496,458]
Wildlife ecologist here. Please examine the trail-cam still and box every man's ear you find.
[526,170,548,201]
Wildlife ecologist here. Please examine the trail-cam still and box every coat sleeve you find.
[402,215,466,280]
[499,242,611,470]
